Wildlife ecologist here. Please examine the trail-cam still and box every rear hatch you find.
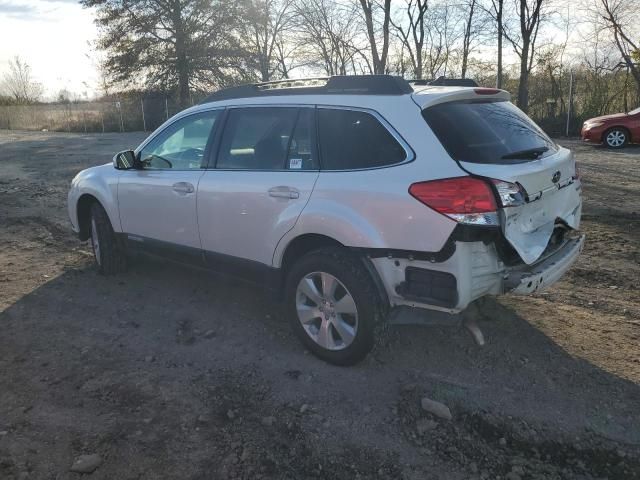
[418,90,582,265]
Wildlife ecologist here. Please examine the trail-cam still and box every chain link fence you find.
[0,94,205,133]
[0,78,638,136]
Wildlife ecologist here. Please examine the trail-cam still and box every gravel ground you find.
[0,130,639,479]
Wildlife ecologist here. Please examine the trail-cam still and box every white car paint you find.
[197,169,319,265]
[68,82,583,314]
[118,169,205,249]
[459,146,581,265]
[274,163,459,263]
[68,164,122,234]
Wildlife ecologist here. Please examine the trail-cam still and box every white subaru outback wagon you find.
[68,75,584,365]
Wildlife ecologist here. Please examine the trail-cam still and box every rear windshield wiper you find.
[501,146,549,160]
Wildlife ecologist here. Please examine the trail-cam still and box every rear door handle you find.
[172,182,195,194]
[268,186,300,199]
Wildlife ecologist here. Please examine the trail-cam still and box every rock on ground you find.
[70,454,103,474]
[420,398,452,420]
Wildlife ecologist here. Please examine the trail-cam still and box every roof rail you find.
[407,76,479,87]
[201,75,413,103]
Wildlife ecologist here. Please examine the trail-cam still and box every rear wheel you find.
[604,128,628,149]
[90,202,126,275]
[285,247,382,365]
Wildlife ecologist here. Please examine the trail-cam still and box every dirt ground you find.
[0,130,639,480]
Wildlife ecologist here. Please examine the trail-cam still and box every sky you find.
[0,0,98,99]
[0,0,590,101]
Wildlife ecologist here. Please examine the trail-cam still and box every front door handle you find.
[172,182,195,194]
[268,186,300,199]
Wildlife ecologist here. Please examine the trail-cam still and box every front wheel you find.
[285,247,383,365]
[89,202,127,275]
[604,128,628,149]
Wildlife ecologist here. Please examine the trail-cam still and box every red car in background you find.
[581,107,640,148]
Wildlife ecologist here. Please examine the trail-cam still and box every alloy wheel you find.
[606,130,626,148]
[295,271,358,351]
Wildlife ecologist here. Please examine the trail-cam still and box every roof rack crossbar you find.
[201,75,414,103]
[256,77,329,90]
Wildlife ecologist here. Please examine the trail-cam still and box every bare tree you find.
[294,0,367,75]
[243,0,296,81]
[390,0,428,79]
[359,0,392,74]
[501,0,548,112]
[596,0,640,96]
[1,57,43,104]
[422,3,462,79]
[460,0,477,79]
[272,32,300,78]
[492,0,504,88]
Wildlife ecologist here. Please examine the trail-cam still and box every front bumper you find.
[504,234,585,294]
[581,125,604,143]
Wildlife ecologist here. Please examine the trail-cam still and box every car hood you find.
[585,113,627,123]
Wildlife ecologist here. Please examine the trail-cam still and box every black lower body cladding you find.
[395,267,458,308]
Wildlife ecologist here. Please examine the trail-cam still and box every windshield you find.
[629,107,640,115]
[422,100,557,164]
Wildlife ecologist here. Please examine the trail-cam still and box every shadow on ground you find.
[1,132,639,478]
[1,253,639,479]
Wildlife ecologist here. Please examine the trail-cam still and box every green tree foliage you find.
[82,0,254,107]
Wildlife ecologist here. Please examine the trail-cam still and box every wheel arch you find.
[279,233,344,279]
[602,125,631,144]
[76,193,100,241]
[69,164,122,240]
[276,233,389,309]
[76,193,120,241]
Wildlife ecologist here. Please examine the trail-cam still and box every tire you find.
[89,202,127,275]
[604,128,629,149]
[284,247,383,365]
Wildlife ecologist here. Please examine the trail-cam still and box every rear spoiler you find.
[408,77,479,88]
[411,87,511,109]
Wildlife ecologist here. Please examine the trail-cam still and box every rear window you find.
[318,108,406,170]
[422,100,557,164]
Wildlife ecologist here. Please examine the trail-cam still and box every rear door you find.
[197,106,319,272]
[422,98,582,264]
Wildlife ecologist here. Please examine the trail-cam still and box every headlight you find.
[585,121,604,128]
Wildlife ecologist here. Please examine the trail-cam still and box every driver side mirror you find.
[113,150,141,170]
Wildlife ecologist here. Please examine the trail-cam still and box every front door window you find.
[139,111,220,170]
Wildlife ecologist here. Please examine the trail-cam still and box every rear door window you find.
[217,107,298,170]
[422,100,557,164]
[286,108,318,170]
[317,108,406,170]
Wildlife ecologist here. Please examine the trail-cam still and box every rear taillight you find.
[409,177,499,226]
[491,179,526,207]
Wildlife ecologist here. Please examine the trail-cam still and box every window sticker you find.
[289,158,302,169]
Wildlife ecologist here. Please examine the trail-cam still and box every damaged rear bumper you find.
[504,234,585,294]
[370,232,584,317]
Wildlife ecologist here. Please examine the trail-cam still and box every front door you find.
[118,109,222,260]
[197,106,319,272]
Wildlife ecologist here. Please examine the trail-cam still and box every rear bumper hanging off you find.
[504,235,585,294]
